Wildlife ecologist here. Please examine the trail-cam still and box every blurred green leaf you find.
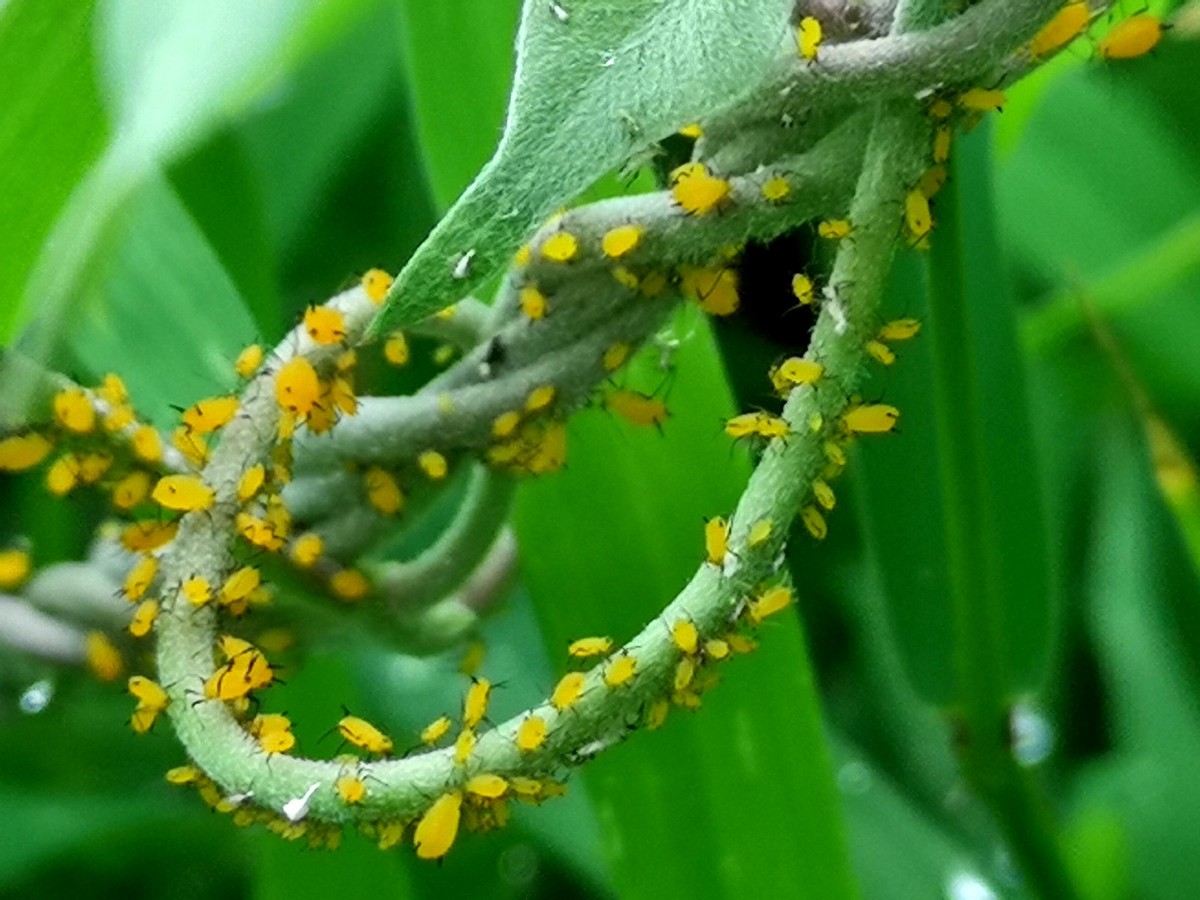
[374,0,793,333]
[514,308,858,899]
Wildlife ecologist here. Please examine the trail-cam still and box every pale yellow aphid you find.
[568,636,613,658]
[165,765,202,786]
[466,774,509,800]
[182,396,239,435]
[612,266,640,290]
[459,640,486,677]
[1097,13,1164,60]
[376,821,405,850]
[520,286,548,320]
[414,791,463,861]
[958,88,1006,112]
[679,265,739,316]
[418,450,449,480]
[516,715,548,752]
[53,387,95,434]
[364,466,403,515]
[812,479,836,511]
[463,677,493,729]
[513,244,532,267]
[842,404,901,434]
[123,555,158,602]
[384,331,410,366]
[725,411,790,441]
[705,516,730,566]
[672,619,699,655]
[604,654,637,688]
[492,410,522,438]
[674,656,697,692]
[454,728,476,765]
[796,15,823,61]
[551,671,587,710]
[338,714,393,755]
[704,638,731,661]
[526,385,557,413]
[791,273,815,305]
[1030,1,1090,57]
[747,518,774,548]
[0,433,53,472]
[76,451,112,485]
[878,318,922,341]
[235,344,264,379]
[646,698,670,730]
[770,357,823,395]
[905,188,933,240]
[669,162,732,216]
[801,505,829,541]
[0,549,31,589]
[678,123,703,138]
[86,632,124,681]
[825,440,848,468]
[928,97,954,119]
[111,470,152,510]
[541,231,579,263]
[127,674,169,733]
[933,126,952,164]
[602,343,631,372]
[335,775,366,804]
[275,356,320,417]
[866,340,897,366]
[420,715,452,746]
[303,305,347,345]
[330,568,370,601]
[602,224,643,259]
[182,576,212,607]
[761,176,791,202]
[362,268,394,303]
[132,425,164,464]
[250,713,296,754]
[129,598,159,638]
[818,219,852,240]
[747,585,794,626]
[289,532,323,568]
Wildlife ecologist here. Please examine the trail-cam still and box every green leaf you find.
[514,308,858,899]
[373,0,793,333]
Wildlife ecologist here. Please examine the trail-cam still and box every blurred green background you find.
[3,0,1200,897]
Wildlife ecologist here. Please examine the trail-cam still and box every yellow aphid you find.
[53,387,95,434]
[111,470,152,510]
[672,619,699,655]
[335,775,366,803]
[96,373,128,406]
[747,585,794,626]
[237,512,284,552]
[76,452,112,485]
[796,15,823,60]
[454,728,476,765]
[459,640,486,677]
[338,715,393,755]
[120,520,178,552]
[0,432,53,471]
[463,678,493,729]
[383,331,410,367]
[770,357,823,394]
[520,286,548,320]
[959,88,1005,112]
[414,791,463,861]
[1098,13,1163,59]
[842,404,901,434]
[612,266,640,290]
[705,516,730,566]
[236,464,265,503]
[513,244,532,267]
[748,518,773,548]
[526,385,557,413]
[129,598,159,637]
[205,651,274,701]
[905,188,933,240]
[516,715,548,752]
[818,219,852,240]
[705,638,731,660]
[182,396,239,435]
[330,568,371,601]
[932,126,952,164]
[182,576,212,607]
[123,555,158,602]
[45,454,79,496]
[128,426,163,465]
[420,715,452,746]
[165,765,201,785]
[824,440,848,468]
[801,505,829,540]
[605,390,669,428]
[1030,1,1090,57]
[761,176,791,202]
[602,343,631,372]
[234,343,264,379]
[251,713,296,754]
[679,265,739,316]
[727,633,758,654]
[364,466,404,515]
[219,634,256,660]
[812,479,836,511]
[0,549,31,589]
[418,450,449,479]
[918,165,947,199]
[152,474,215,512]
[929,97,953,119]
[551,671,587,710]
[866,340,897,366]
[220,566,261,606]
[791,273,815,305]
[678,123,703,138]
[128,675,169,732]
[285,533,321,569]
[492,410,522,438]
[604,654,637,688]
[602,224,643,259]
[376,820,405,850]
[362,268,394,303]
[466,774,509,800]
[103,404,135,432]
[568,636,613,658]
[669,162,732,216]
[725,411,789,441]
[639,270,669,297]
[674,656,697,692]
[878,318,922,341]
[303,305,347,345]
[646,698,670,730]
[275,357,320,417]
[541,231,579,263]
[85,632,124,681]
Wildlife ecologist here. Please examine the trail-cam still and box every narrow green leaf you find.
[374,0,792,333]
[514,309,858,899]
